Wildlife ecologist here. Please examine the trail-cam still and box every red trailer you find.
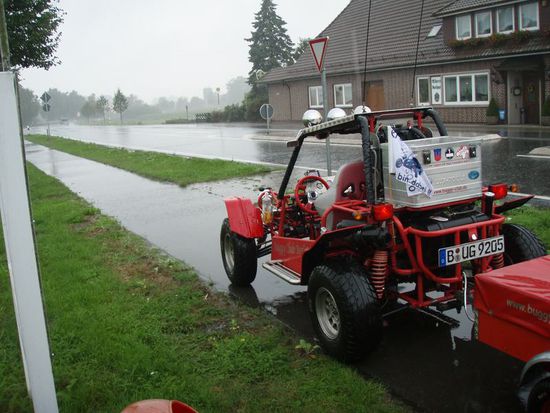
[475,256,550,413]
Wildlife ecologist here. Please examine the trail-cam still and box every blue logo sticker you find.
[468,170,480,180]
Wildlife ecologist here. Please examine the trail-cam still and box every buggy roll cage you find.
[277,107,448,204]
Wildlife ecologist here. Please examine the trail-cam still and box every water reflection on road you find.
[32,123,550,196]
[26,142,526,413]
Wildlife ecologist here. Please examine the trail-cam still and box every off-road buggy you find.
[220,107,547,363]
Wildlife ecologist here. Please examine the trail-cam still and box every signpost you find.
[309,37,332,175]
[40,91,51,136]
[0,2,59,411]
[259,103,273,135]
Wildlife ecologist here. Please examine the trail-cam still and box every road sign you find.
[259,103,273,120]
[309,37,329,72]
[42,103,51,112]
[40,92,51,103]
[259,103,274,135]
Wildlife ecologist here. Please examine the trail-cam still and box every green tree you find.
[112,89,128,124]
[80,94,97,123]
[17,85,40,126]
[293,37,311,63]
[246,0,294,86]
[3,0,64,69]
[96,95,109,123]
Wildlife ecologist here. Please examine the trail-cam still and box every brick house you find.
[262,0,550,124]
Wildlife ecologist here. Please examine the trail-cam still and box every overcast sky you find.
[19,0,350,103]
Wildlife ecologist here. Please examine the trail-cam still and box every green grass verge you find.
[504,205,550,249]
[0,164,403,412]
[26,134,272,187]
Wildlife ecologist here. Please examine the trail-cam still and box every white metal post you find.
[0,72,59,413]
[321,67,332,175]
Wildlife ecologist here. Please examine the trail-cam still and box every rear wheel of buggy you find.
[307,261,382,363]
[220,218,257,286]
[502,224,546,265]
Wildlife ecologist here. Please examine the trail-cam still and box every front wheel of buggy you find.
[220,218,257,286]
[308,261,382,363]
[502,224,546,265]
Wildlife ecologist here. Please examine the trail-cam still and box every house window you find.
[427,24,442,38]
[444,77,458,102]
[497,6,514,34]
[308,86,323,108]
[456,15,471,40]
[417,77,430,105]
[475,11,492,37]
[444,73,490,105]
[334,83,352,107]
[519,1,539,31]
[475,74,489,101]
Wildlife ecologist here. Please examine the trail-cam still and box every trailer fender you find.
[224,197,264,239]
[518,352,550,410]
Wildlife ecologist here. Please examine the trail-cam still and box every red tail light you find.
[489,184,508,200]
[373,203,394,221]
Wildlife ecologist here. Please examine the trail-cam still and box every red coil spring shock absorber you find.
[491,253,504,269]
[369,250,389,300]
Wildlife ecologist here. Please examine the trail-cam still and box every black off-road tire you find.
[307,260,382,363]
[527,378,550,413]
[220,218,257,286]
[502,224,546,265]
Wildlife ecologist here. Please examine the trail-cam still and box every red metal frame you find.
[262,183,511,309]
[389,213,505,308]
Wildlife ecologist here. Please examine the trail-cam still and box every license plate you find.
[438,236,504,267]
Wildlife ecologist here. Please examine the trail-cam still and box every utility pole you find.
[0,1,59,411]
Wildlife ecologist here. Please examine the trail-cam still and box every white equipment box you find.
[381,136,483,208]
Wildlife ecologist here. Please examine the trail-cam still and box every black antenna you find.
[410,0,425,105]
[361,0,373,106]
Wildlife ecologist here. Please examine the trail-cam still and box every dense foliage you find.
[4,0,64,69]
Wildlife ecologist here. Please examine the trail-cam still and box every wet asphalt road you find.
[26,141,526,413]
[31,123,550,197]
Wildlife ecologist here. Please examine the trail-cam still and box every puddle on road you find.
[26,142,524,413]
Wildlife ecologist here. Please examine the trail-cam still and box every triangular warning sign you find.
[309,37,329,72]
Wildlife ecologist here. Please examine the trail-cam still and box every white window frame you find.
[519,1,539,31]
[417,77,431,106]
[333,83,353,108]
[475,11,493,38]
[455,14,472,40]
[308,86,323,109]
[496,6,515,34]
[443,72,490,106]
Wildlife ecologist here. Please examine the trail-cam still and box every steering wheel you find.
[294,175,330,214]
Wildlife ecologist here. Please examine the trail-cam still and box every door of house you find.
[507,71,522,124]
[365,81,385,111]
[523,72,540,124]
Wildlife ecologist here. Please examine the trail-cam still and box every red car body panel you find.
[474,255,550,362]
[224,197,264,239]
[272,236,316,275]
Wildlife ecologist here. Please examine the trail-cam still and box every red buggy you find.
[220,107,547,370]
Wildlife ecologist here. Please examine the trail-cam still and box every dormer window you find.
[519,1,539,31]
[427,24,442,38]
[497,6,514,34]
[456,14,471,40]
[475,11,492,37]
